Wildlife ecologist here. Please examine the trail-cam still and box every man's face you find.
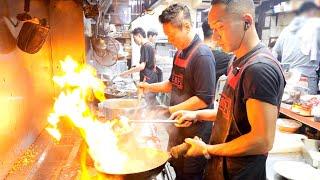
[133,34,142,45]
[163,22,189,50]
[148,35,157,43]
[208,4,244,52]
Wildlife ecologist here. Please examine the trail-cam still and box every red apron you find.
[169,42,212,177]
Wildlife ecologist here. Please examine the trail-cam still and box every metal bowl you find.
[98,98,146,120]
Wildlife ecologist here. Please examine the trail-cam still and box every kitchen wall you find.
[0,0,85,178]
[261,12,295,46]
[260,0,319,47]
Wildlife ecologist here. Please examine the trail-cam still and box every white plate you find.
[273,161,320,180]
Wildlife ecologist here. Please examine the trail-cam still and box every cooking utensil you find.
[133,80,143,103]
[94,148,170,175]
[16,0,32,22]
[98,99,146,120]
[82,141,172,180]
[17,21,49,54]
[170,142,190,158]
[129,119,177,123]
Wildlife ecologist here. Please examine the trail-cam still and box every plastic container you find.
[277,118,302,133]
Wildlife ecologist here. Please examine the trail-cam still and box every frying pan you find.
[94,148,170,176]
[83,141,171,179]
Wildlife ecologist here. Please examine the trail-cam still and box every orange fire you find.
[45,55,106,141]
[45,56,127,176]
[46,56,167,178]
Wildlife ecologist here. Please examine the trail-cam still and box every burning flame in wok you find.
[45,56,168,178]
[45,56,132,173]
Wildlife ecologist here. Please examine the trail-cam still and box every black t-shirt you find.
[212,50,233,82]
[169,35,216,106]
[139,42,157,82]
[230,43,285,136]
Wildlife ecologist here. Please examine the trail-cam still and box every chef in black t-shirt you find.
[138,4,216,180]
[170,1,286,180]
[120,27,157,83]
[120,27,158,105]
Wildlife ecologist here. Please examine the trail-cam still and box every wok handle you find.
[170,143,190,159]
[24,0,30,12]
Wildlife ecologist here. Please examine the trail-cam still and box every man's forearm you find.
[169,96,208,113]
[207,132,271,157]
[148,80,172,93]
[195,109,217,121]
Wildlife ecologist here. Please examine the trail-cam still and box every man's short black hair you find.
[147,29,158,37]
[202,19,213,39]
[211,0,255,19]
[296,1,319,15]
[132,27,146,38]
[159,3,191,28]
[211,0,232,5]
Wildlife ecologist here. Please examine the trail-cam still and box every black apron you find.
[169,43,212,175]
[205,49,284,180]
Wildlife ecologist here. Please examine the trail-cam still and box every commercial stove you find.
[5,121,174,180]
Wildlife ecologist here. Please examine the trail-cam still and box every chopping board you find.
[269,131,307,154]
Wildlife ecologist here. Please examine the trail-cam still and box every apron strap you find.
[174,42,203,68]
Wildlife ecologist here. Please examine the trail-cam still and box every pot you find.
[17,21,49,54]
[98,98,146,120]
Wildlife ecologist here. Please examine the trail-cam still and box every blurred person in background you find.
[202,19,233,82]
[147,29,158,45]
[147,29,163,83]
[272,1,320,94]
[120,27,158,104]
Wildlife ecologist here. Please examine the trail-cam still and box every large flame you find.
[45,56,130,176]
[46,56,167,178]
[45,55,106,141]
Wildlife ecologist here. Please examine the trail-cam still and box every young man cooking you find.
[120,27,158,105]
[120,27,157,83]
[138,4,216,180]
[170,0,286,179]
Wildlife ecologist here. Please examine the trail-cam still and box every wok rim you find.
[94,150,170,175]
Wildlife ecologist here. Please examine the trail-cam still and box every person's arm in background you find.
[120,43,150,77]
[120,62,145,77]
[139,80,172,93]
